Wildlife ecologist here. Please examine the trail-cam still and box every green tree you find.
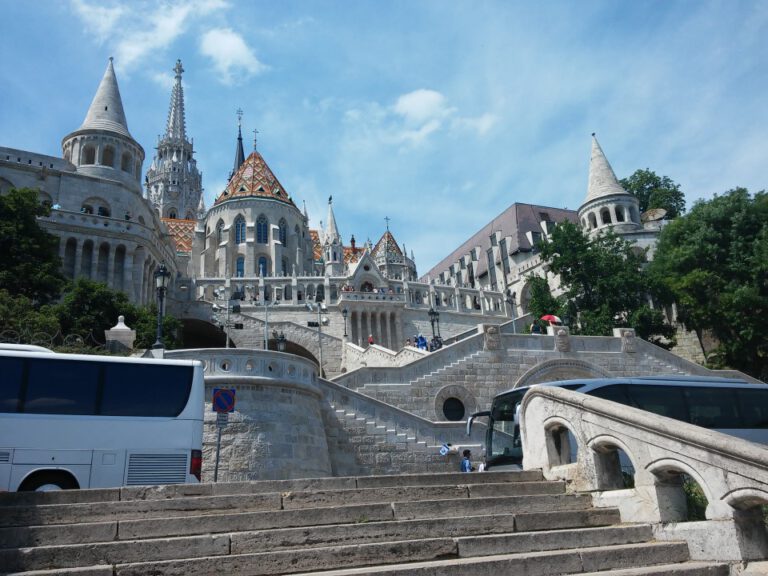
[0,290,61,341]
[128,303,182,350]
[537,221,675,345]
[0,188,66,303]
[525,275,564,331]
[620,169,686,218]
[55,278,136,345]
[648,188,768,380]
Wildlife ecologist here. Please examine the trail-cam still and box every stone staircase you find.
[0,471,730,575]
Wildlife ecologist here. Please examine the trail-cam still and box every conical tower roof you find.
[77,58,132,139]
[371,230,404,260]
[584,134,629,203]
[164,60,187,141]
[325,196,341,244]
[215,150,295,207]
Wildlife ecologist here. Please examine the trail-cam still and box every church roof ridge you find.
[77,58,133,139]
[215,149,295,207]
[584,133,629,203]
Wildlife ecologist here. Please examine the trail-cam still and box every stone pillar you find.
[107,245,116,289]
[355,310,362,346]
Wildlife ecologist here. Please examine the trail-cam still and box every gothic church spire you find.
[165,60,187,141]
[231,109,245,180]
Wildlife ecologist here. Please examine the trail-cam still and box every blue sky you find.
[1,1,766,273]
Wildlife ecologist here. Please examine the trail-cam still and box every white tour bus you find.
[0,346,204,491]
[467,375,768,470]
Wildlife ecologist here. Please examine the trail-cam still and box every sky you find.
[1,1,766,273]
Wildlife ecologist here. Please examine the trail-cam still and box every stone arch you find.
[515,359,609,388]
[121,151,132,172]
[600,207,612,225]
[83,196,111,217]
[101,145,115,167]
[646,457,714,521]
[96,242,110,283]
[588,212,598,229]
[542,416,579,466]
[81,240,94,277]
[81,144,96,165]
[587,434,637,491]
[63,238,77,278]
[114,244,127,291]
[433,384,477,422]
[724,487,768,511]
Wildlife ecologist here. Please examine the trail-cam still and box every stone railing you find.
[338,291,405,303]
[520,386,768,563]
[344,341,427,370]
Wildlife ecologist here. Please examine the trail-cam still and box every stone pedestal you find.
[104,315,136,354]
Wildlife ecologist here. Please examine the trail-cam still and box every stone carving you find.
[483,325,501,351]
[554,327,570,352]
[620,328,636,353]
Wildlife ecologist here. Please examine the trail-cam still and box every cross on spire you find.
[236,108,243,127]
[253,128,259,151]
[384,216,390,230]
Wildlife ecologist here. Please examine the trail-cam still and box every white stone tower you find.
[578,134,642,236]
[145,60,203,220]
[61,57,145,195]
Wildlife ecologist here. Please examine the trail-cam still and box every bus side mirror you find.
[514,403,521,427]
[467,411,490,436]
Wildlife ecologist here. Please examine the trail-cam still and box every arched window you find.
[278,218,287,245]
[256,215,269,244]
[168,211,177,219]
[101,146,115,167]
[236,256,245,277]
[588,213,598,229]
[82,145,96,165]
[258,256,268,276]
[216,220,224,244]
[234,215,246,244]
[97,206,111,217]
[601,208,612,225]
[615,208,625,222]
[121,152,132,172]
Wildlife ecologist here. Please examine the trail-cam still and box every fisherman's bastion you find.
[0,58,756,480]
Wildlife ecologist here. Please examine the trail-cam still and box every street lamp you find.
[152,263,171,349]
[272,330,287,352]
[428,307,439,340]
[342,308,348,337]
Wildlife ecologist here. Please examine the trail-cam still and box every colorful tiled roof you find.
[371,230,403,260]
[344,245,364,264]
[310,229,323,261]
[162,218,196,254]
[214,151,295,207]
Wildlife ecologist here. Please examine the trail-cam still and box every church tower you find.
[145,60,203,220]
[61,58,145,195]
[578,134,642,236]
[322,196,345,276]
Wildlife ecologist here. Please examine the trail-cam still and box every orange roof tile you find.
[214,151,295,207]
[162,218,196,254]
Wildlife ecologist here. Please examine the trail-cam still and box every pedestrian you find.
[368,334,374,346]
[461,449,474,472]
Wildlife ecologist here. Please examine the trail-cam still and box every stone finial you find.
[554,327,571,352]
[483,324,501,351]
[105,315,136,353]
[613,328,637,353]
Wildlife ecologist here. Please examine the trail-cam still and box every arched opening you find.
[590,439,636,491]
[615,207,625,222]
[82,145,96,165]
[442,397,465,421]
[588,212,598,229]
[101,146,115,168]
[121,152,132,172]
[114,245,126,291]
[81,240,94,278]
[180,319,227,348]
[63,238,77,278]
[544,421,578,466]
[600,208,612,225]
[97,243,109,283]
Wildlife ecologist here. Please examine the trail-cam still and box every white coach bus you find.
[0,346,204,491]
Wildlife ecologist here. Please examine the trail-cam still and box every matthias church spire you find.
[145,60,203,220]
[230,109,245,180]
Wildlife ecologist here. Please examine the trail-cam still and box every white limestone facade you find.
[0,59,177,304]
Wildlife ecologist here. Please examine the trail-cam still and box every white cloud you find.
[394,89,454,125]
[452,113,499,137]
[199,28,268,84]
[70,0,126,42]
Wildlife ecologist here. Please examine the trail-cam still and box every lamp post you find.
[428,307,438,340]
[273,330,287,352]
[505,292,517,334]
[152,263,171,349]
[307,303,323,377]
[342,308,348,337]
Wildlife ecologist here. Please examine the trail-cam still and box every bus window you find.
[737,389,768,428]
[101,363,193,417]
[589,384,630,404]
[685,387,739,429]
[0,357,23,413]
[625,385,687,421]
[24,358,99,415]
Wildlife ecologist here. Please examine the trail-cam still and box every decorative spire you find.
[325,195,341,244]
[231,108,245,179]
[385,216,390,231]
[585,133,629,203]
[164,59,187,141]
[78,57,132,138]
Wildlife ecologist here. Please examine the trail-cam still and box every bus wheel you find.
[19,472,79,492]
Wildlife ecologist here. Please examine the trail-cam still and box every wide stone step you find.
[0,503,621,548]
[23,540,692,576]
[1,518,637,572]
[0,481,567,529]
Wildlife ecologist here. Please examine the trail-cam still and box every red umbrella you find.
[540,314,562,324]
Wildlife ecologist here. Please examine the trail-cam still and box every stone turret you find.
[578,134,641,236]
[145,60,203,220]
[322,196,345,276]
[61,58,145,194]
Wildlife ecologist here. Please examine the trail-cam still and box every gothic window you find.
[101,146,115,168]
[82,145,96,165]
[256,215,269,244]
[234,215,246,244]
[236,256,245,278]
[121,152,132,172]
[278,218,287,245]
[216,220,225,244]
[168,211,177,219]
[258,256,268,276]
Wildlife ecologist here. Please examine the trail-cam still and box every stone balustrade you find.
[520,385,768,562]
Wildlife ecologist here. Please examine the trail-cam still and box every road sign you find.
[212,388,236,413]
[216,412,229,428]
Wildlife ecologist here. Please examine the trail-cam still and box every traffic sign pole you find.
[212,390,235,482]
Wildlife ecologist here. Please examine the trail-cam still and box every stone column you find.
[107,244,116,289]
